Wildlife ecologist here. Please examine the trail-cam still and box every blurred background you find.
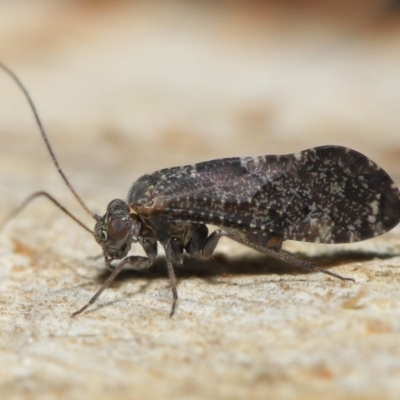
[0,0,399,217]
[1,2,400,398]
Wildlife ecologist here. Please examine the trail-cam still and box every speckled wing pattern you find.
[140,146,400,244]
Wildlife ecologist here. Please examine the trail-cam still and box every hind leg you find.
[187,227,353,282]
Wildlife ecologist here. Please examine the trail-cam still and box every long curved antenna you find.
[0,191,93,234]
[0,61,98,221]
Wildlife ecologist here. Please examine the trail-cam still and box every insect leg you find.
[102,239,157,271]
[193,228,224,259]
[162,239,184,317]
[226,231,355,282]
[71,255,154,317]
[265,236,283,251]
[189,228,354,282]
[185,225,209,257]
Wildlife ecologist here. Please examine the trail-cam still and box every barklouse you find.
[1,62,400,317]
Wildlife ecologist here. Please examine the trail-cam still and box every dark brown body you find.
[86,145,400,315]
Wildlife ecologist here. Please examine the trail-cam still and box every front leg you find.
[71,255,154,317]
[72,241,157,317]
[102,235,158,271]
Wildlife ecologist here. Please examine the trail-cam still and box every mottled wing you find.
[135,146,400,244]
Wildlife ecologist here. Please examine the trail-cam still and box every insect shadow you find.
[77,248,399,315]
[93,248,398,287]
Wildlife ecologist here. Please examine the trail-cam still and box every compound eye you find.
[107,217,130,241]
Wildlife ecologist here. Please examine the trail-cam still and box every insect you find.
[1,62,400,317]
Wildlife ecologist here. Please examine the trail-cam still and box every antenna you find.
[0,191,93,234]
[0,61,96,232]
